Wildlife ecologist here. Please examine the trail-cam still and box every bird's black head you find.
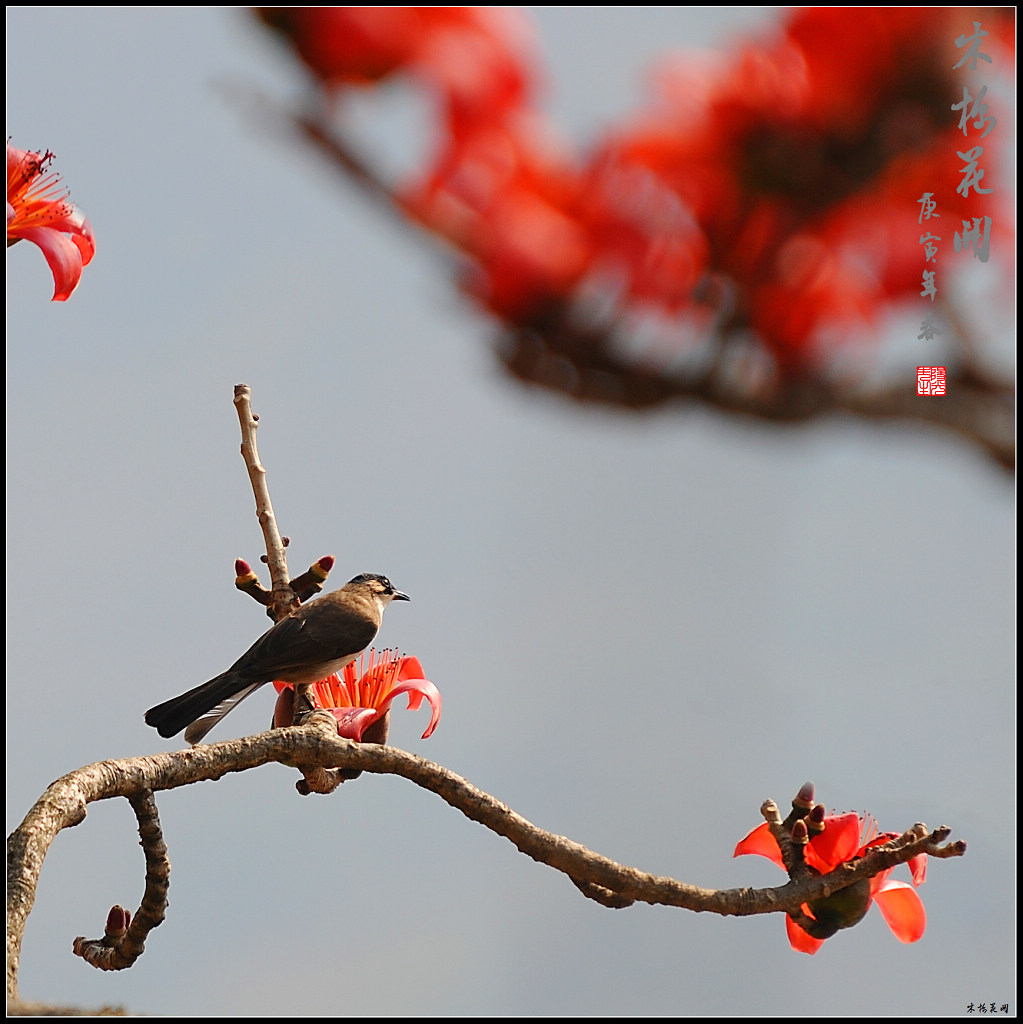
[348,573,410,602]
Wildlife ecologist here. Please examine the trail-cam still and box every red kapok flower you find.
[7,143,95,301]
[255,7,536,133]
[404,113,592,320]
[586,7,1014,372]
[272,649,441,742]
[735,812,927,954]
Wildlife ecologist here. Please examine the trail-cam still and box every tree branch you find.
[71,789,168,971]
[231,384,331,733]
[232,383,296,619]
[498,322,1015,471]
[5,383,969,1005]
[6,723,964,1000]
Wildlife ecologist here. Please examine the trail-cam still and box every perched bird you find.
[145,573,409,745]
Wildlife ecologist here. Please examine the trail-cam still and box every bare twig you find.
[232,385,326,755]
[233,384,296,619]
[287,555,336,602]
[234,555,336,615]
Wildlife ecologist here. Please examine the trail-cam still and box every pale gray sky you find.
[7,7,1014,1015]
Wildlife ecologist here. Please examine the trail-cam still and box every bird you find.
[144,573,409,745]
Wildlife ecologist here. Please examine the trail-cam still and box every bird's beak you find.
[393,589,410,602]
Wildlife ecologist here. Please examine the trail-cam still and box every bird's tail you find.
[144,671,266,745]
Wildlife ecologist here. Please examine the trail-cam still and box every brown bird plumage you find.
[144,573,409,745]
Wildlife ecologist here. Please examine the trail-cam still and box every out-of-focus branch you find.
[499,323,1015,470]
[7,999,127,1016]
[240,99,1015,471]
[5,723,965,1000]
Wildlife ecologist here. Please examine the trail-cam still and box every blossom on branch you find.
[255,7,1014,384]
[256,7,535,134]
[7,143,95,301]
[589,7,1013,369]
[734,811,927,954]
[272,648,441,742]
[405,113,592,319]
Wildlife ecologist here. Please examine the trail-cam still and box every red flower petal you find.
[733,822,784,868]
[12,225,87,301]
[908,853,928,887]
[386,676,442,739]
[327,706,381,741]
[804,813,862,874]
[785,912,825,955]
[393,655,427,681]
[872,879,927,944]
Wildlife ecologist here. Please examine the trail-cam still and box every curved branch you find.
[571,877,636,909]
[71,789,168,970]
[6,723,965,998]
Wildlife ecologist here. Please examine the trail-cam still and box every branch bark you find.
[6,721,965,1002]
[233,384,297,618]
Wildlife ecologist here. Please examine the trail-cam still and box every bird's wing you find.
[302,600,380,659]
[228,613,338,679]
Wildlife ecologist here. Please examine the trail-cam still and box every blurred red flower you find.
[255,7,1014,379]
[256,7,535,134]
[595,7,1012,368]
[405,113,591,318]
